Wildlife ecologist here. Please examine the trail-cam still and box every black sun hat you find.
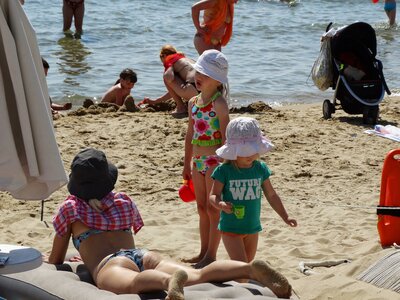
[67,148,118,201]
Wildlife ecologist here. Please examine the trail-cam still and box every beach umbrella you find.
[0,0,68,201]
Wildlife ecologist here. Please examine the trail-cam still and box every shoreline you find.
[1,95,400,299]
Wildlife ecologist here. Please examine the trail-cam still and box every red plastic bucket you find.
[179,179,196,202]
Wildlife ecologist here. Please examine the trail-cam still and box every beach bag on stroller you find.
[311,38,333,91]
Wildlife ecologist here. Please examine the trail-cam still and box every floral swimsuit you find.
[191,91,222,175]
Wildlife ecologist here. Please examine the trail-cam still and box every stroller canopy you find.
[331,22,378,78]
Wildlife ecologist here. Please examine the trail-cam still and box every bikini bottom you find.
[100,248,148,272]
[65,0,84,10]
[192,155,220,176]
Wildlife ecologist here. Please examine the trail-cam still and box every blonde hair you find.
[159,44,183,57]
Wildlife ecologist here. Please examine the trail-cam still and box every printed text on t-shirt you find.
[229,179,262,200]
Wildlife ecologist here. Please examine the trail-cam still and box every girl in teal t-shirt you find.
[211,117,297,263]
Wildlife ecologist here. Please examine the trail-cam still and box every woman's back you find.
[72,221,136,280]
[173,57,196,83]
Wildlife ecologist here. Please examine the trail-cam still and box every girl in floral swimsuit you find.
[192,0,239,55]
[182,50,230,268]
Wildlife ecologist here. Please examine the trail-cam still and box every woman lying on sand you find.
[46,148,292,299]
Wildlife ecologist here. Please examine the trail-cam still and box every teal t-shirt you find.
[211,160,271,234]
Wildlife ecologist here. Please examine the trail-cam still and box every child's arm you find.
[210,179,233,213]
[214,96,230,143]
[143,67,175,104]
[143,92,172,105]
[192,0,218,34]
[182,100,194,180]
[262,179,297,227]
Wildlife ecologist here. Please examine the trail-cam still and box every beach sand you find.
[1,95,400,299]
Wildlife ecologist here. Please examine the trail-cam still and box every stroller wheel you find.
[362,106,379,125]
[323,99,334,119]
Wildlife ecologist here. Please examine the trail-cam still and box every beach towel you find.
[364,125,400,142]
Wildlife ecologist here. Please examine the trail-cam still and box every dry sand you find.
[1,95,400,299]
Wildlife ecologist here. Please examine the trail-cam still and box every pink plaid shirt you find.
[53,192,144,236]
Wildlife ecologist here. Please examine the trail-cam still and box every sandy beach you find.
[1,95,400,299]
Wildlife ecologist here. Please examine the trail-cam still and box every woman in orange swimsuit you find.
[192,0,238,55]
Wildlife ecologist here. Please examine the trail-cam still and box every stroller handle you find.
[325,22,333,32]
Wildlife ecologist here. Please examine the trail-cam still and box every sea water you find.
[22,0,399,107]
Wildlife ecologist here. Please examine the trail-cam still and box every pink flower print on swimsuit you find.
[191,94,222,147]
[195,119,210,135]
[204,155,220,167]
[192,155,221,176]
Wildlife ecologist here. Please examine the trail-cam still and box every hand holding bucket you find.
[179,179,196,202]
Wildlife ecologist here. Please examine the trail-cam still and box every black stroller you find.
[322,22,391,124]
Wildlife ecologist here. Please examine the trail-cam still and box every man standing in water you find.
[63,0,85,38]
[384,0,397,26]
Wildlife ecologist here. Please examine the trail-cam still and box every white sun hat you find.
[193,49,228,84]
[216,117,274,160]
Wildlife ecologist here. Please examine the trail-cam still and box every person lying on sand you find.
[45,148,292,299]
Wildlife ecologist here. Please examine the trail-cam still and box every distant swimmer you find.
[192,0,238,55]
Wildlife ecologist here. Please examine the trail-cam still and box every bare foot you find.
[193,257,215,269]
[83,98,95,108]
[171,110,188,119]
[251,260,292,299]
[124,95,139,112]
[181,254,203,264]
[165,269,188,300]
